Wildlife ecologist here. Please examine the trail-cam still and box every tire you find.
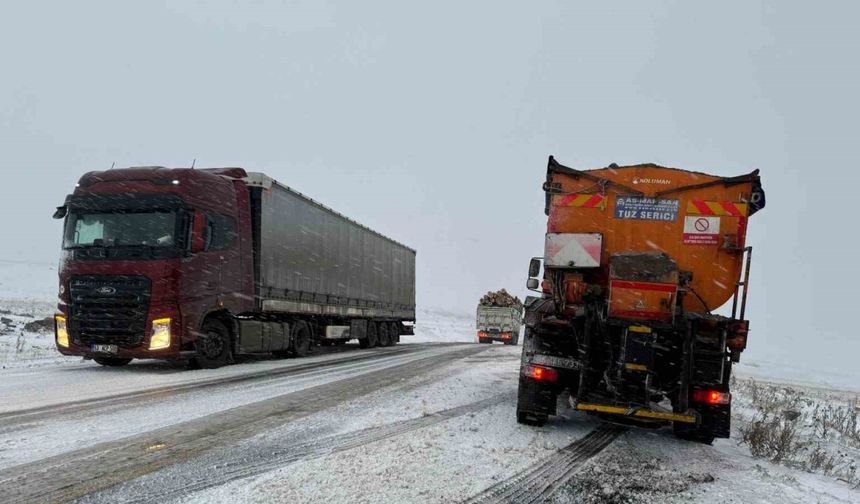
[291,321,312,357]
[192,319,233,369]
[359,321,378,348]
[93,357,132,367]
[378,322,391,347]
[387,322,399,346]
[517,409,547,426]
[673,422,715,445]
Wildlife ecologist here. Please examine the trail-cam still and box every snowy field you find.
[0,260,857,502]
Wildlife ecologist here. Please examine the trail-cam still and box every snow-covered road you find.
[0,304,857,503]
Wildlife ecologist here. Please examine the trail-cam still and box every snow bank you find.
[410,307,478,343]
[0,298,76,370]
[0,259,58,301]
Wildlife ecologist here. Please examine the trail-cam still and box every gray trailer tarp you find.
[246,173,416,320]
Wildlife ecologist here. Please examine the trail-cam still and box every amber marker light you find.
[55,315,69,348]
[149,318,172,350]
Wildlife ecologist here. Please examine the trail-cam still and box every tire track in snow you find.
[0,345,486,504]
[462,424,626,504]
[95,392,514,504]
[0,345,420,425]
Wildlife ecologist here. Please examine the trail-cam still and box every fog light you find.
[55,315,69,348]
[149,318,172,350]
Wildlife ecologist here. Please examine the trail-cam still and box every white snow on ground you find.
[0,259,58,301]
[553,428,858,504]
[0,344,470,469]
[0,261,857,502]
[411,307,477,343]
[0,298,78,370]
[738,356,860,394]
[175,345,601,504]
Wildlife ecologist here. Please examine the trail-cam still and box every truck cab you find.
[53,167,254,367]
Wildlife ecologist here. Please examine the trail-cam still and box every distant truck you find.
[52,167,416,368]
[476,305,522,345]
[517,157,765,444]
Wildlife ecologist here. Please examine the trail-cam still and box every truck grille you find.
[69,275,151,347]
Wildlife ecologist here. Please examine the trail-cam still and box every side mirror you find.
[53,205,68,220]
[528,258,542,278]
[526,278,539,290]
[191,211,208,253]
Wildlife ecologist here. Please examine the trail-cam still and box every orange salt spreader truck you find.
[517,156,765,443]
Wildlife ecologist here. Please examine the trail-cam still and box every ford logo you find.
[96,286,117,295]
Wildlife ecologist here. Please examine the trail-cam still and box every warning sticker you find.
[683,216,720,245]
[614,197,679,222]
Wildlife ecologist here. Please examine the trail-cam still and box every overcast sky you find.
[1,1,858,375]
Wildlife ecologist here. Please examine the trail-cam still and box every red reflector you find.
[523,365,558,383]
[692,389,731,405]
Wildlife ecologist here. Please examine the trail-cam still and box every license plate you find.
[91,344,118,354]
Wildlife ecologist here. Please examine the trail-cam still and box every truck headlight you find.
[149,318,172,350]
[55,315,69,348]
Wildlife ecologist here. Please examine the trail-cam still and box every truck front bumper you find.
[57,341,191,360]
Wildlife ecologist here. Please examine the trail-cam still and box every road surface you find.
[0,342,855,504]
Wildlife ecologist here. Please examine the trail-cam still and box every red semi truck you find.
[52,167,416,368]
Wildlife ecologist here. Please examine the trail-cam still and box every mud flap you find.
[517,375,558,418]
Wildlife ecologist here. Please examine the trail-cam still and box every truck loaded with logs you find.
[517,156,765,444]
[476,289,523,345]
[52,167,415,368]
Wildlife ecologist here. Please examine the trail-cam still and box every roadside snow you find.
[0,298,77,370]
[410,307,477,343]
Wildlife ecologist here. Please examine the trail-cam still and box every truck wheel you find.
[387,322,399,346]
[291,321,312,357]
[93,357,132,367]
[359,321,378,348]
[672,422,715,445]
[517,409,547,426]
[378,322,391,347]
[193,319,233,369]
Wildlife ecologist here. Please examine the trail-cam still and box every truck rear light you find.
[692,389,731,405]
[500,332,511,340]
[477,331,488,338]
[727,320,749,350]
[522,364,558,383]
[55,315,69,348]
[729,320,749,335]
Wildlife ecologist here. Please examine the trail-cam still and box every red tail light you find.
[500,332,511,340]
[522,364,558,383]
[692,389,731,405]
[727,320,749,350]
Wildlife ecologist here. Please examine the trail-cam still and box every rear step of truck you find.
[573,401,697,424]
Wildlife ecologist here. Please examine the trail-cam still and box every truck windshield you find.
[63,211,179,249]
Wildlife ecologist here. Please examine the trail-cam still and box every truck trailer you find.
[517,157,764,443]
[52,167,416,368]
